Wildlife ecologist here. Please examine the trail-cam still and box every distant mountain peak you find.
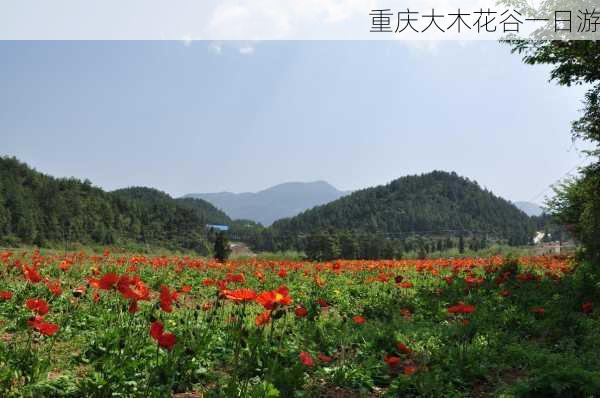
[184,181,348,226]
[514,201,545,217]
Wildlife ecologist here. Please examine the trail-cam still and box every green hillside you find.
[272,171,535,245]
[0,157,229,253]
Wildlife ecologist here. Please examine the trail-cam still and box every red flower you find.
[295,306,308,318]
[150,321,164,341]
[318,352,333,363]
[447,302,475,314]
[225,273,245,284]
[159,285,178,312]
[403,365,418,375]
[180,285,192,294]
[255,310,271,327]
[128,301,139,313]
[277,269,288,278]
[582,302,593,314]
[23,266,42,283]
[531,307,545,315]
[149,321,176,350]
[396,342,411,355]
[28,315,59,336]
[45,280,62,297]
[352,315,366,325]
[500,290,511,297]
[398,281,414,289]
[0,291,12,300]
[26,298,49,315]
[98,272,119,290]
[384,355,401,368]
[224,288,257,303]
[158,333,176,350]
[299,351,314,367]
[58,260,72,271]
[255,286,292,309]
[317,298,329,308]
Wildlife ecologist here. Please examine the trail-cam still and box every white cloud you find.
[238,46,255,55]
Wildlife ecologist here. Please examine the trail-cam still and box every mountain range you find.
[185,181,348,226]
[514,201,545,217]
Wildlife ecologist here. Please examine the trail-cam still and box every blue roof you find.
[206,224,229,231]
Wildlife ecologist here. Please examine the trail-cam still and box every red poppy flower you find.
[255,310,271,327]
[295,307,308,318]
[0,291,12,300]
[318,352,333,363]
[400,308,412,320]
[159,285,178,312]
[225,273,245,284]
[299,351,314,367]
[45,280,62,297]
[28,315,59,336]
[384,355,401,368]
[26,298,49,315]
[352,315,365,325]
[180,285,192,294]
[58,260,72,271]
[128,301,139,313]
[396,342,411,355]
[23,266,42,283]
[500,290,511,297]
[149,321,177,350]
[447,303,475,314]
[202,278,215,287]
[531,307,545,315]
[158,332,176,350]
[255,286,292,310]
[398,281,414,289]
[582,302,593,314]
[98,272,119,290]
[150,321,164,341]
[224,288,257,303]
[403,365,418,375]
[317,298,329,308]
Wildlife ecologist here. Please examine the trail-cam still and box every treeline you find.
[239,228,494,261]
[0,157,229,254]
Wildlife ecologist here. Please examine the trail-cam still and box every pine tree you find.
[214,231,231,262]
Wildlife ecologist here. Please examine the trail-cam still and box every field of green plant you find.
[0,250,598,397]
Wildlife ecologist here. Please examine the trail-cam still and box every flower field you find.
[0,250,599,397]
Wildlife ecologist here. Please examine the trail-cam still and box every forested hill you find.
[272,171,535,244]
[0,157,230,253]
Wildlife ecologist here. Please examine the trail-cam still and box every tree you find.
[506,40,600,259]
[458,235,465,254]
[213,231,231,262]
[339,231,359,259]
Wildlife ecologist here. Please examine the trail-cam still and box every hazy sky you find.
[0,41,590,203]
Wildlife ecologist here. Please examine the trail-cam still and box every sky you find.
[0,40,591,204]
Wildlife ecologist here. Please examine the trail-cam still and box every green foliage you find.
[271,171,535,249]
[0,157,229,253]
[505,39,600,260]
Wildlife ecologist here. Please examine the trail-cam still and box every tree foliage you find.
[0,157,229,253]
[271,171,535,246]
[507,40,600,259]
